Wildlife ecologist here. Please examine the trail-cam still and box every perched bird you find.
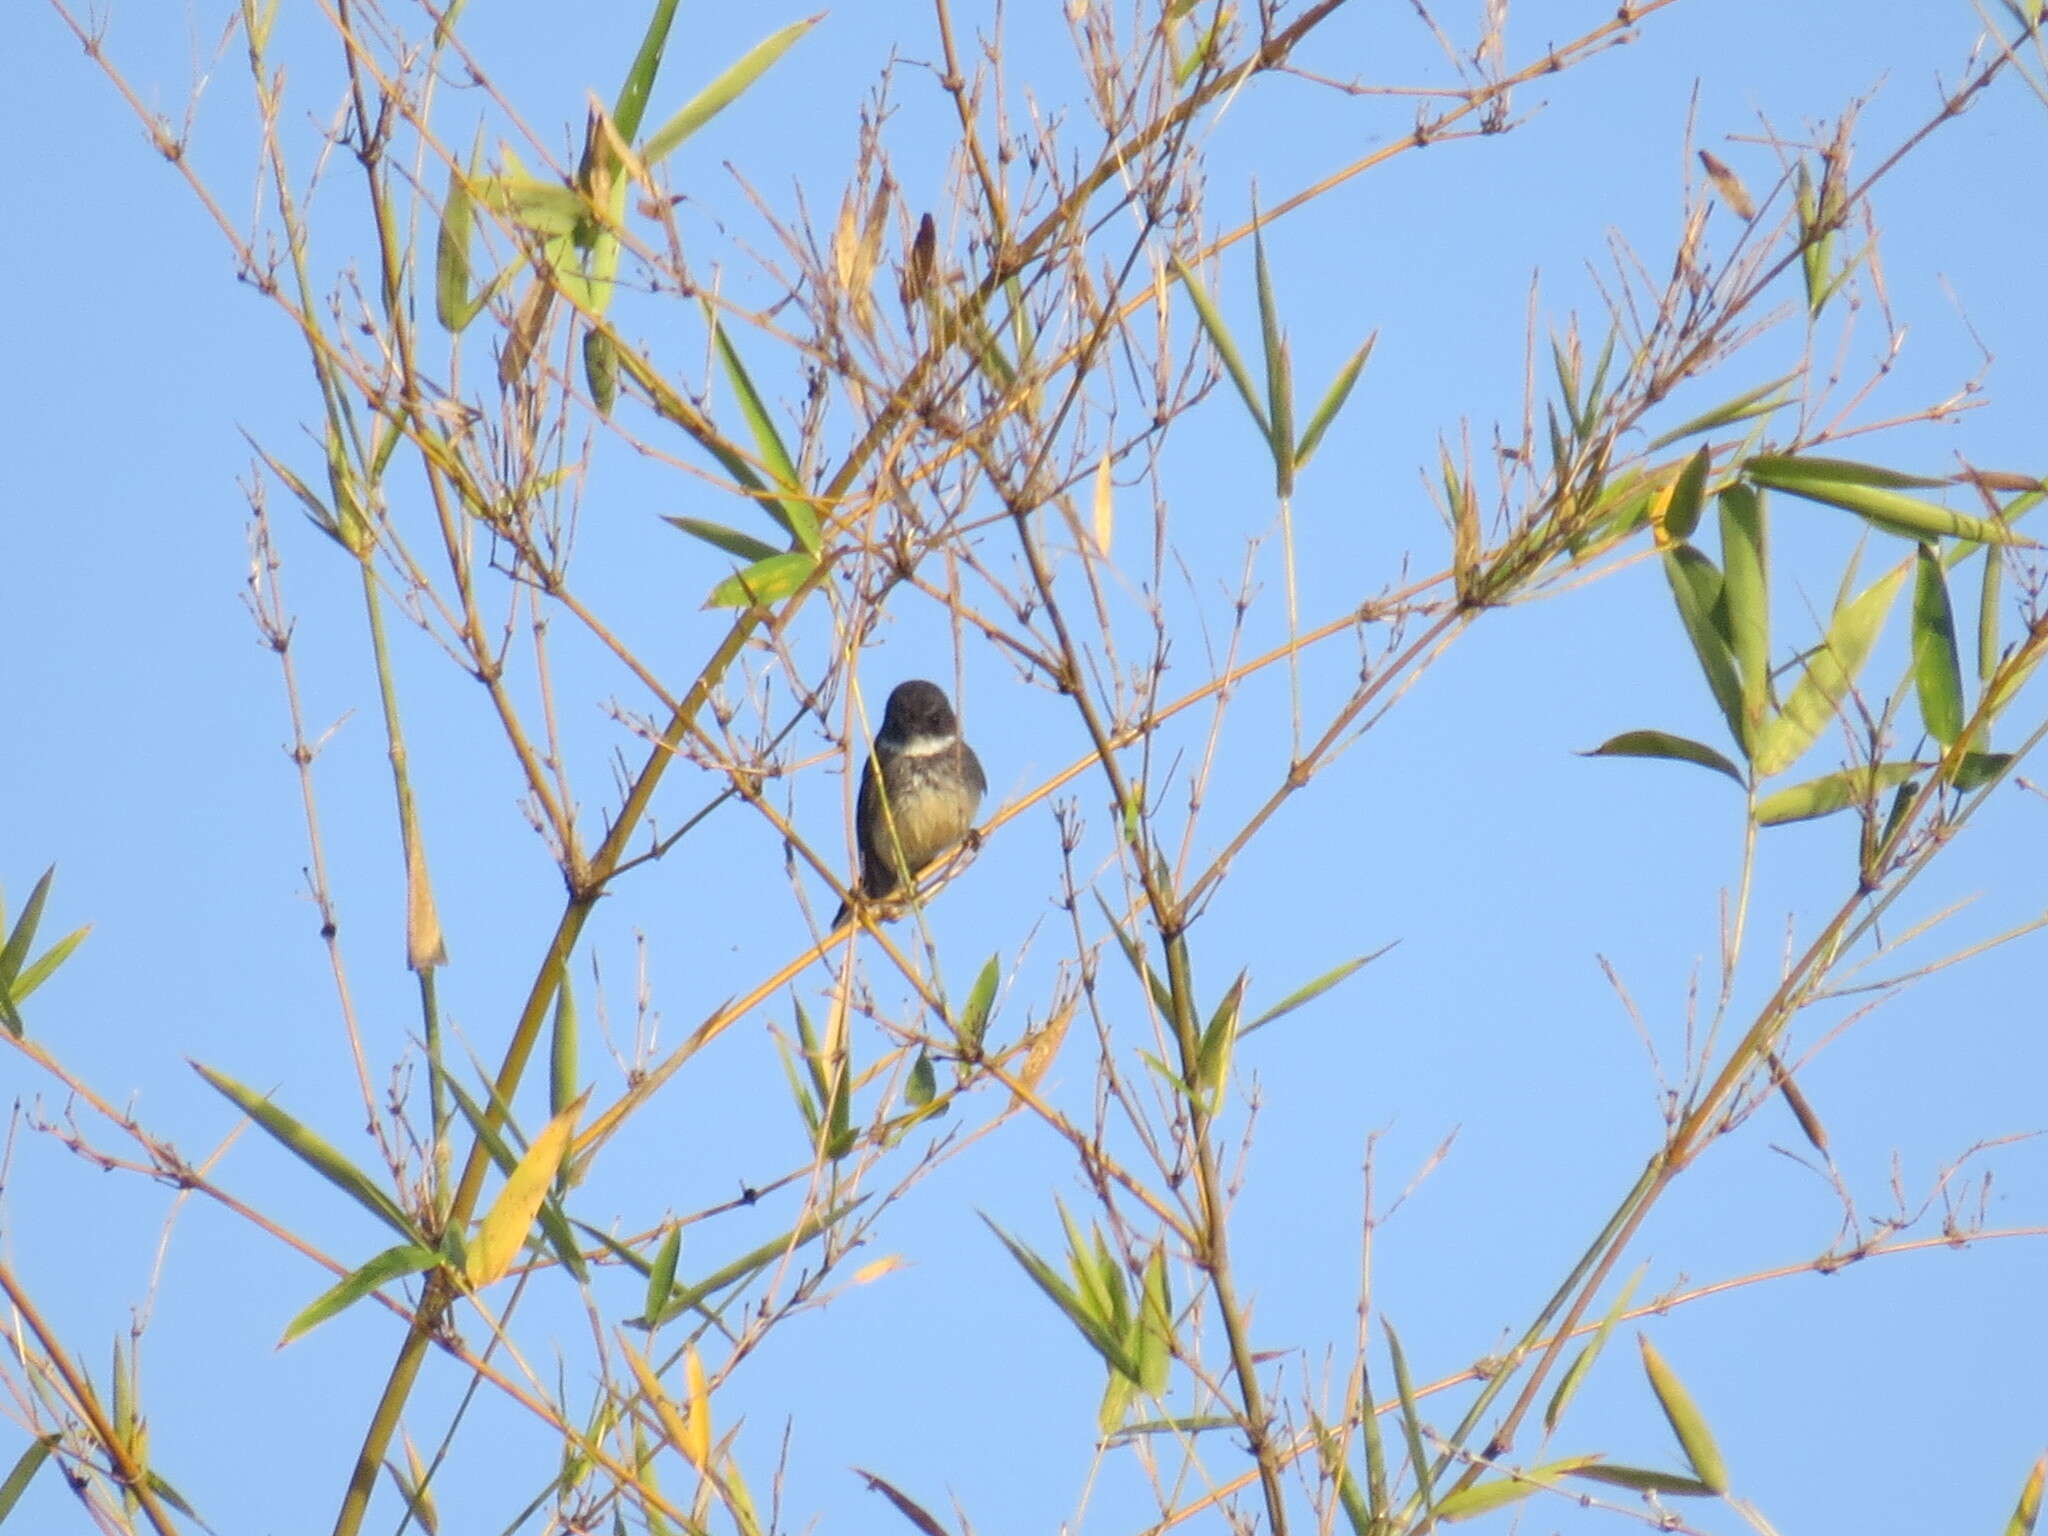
[833,679,986,929]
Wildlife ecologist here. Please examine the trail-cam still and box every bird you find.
[832,679,986,929]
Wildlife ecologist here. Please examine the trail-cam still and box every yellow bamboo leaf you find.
[1697,150,1756,220]
[851,1255,907,1286]
[618,1336,695,1464]
[464,1093,586,1288]
[681,1344,712,1468]
[1091,450,1114,556]
[404,824,446,971]
[1014,995,1077,1104]
[1647,475,1679,548]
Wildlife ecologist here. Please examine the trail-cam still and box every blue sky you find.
[6,1,2047,1532]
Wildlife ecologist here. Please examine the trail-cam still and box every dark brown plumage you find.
[833,680,986,928]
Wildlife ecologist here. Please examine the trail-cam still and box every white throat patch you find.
[889,731,958,757]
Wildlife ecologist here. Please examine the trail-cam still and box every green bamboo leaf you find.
[434,158,478,333]
[1434,1463,1598,1523]
[1717,485,1770,734]
[640,18,817,167]
[475,175,586,238]
[1663,545,1746,754]
[1591,466,1660,540]
[1581,730,1744,785]
[1953,751,2015,792]
[243,0,280,51]
[1566,1463,1718,1496]
[983,1217,1140,1379]
[822,1049,855,1162]
[324,417,370,557]
[1097,1237,1135,1371]
[1978,545,2003,686]
[558,1397,609,1494]
[1359,1350,1389,1517]
[550,976,578,1123]
[441,1073,522,1178]
[1582,328,1617,438]
[1912,544,1966,747]
[1551,336,1583,440]
[611,0,680,143]
[662,515,782,565]
[136,1471,197,1520]
[1105,1417,1228,1441]
[707,312,820,552]
[1001,274,1040,387]
[576,1225,651,1284]
[1384,1320,1435,1522]
[582,329,618,417]
[1269,335,1297,496]
[1442,446,1479,599]
[952,952,1000,1062]
[109,1337,132,1458]
[367,412,404,483]
[0,866,56,985]
[1252,217,1294,492]
[975,322,1023,395]
[2006,1452,2046,1536]
[1746,454,1949,491]
[1242,948,1387,1035]
[1315,1415,1376,1535]
[554,222,615,312]
[648,1198,865,1326]
[1093,894,1175,1021]
[1097,1369,1139,1436]
[704,550,817,609]
[1794,162,1833,318]
[194,1064,420,1241]
[1660,444,1712,542]
[793,998,833,1109]
[1808,247,1862,318]
[1171,256,1268,436]
[1194,972,1247,1105]
[1546,1264,1646,1433]
[1746,458,2035,546]
[7,922,88,1015]
[1645,373,1796,450]
[387,1437,438,1535]
[0,1434,57,1521]
[1294,334,1374,470]
[1132,1051,1185,1101]
[280,1244,440,1345]
[1191,5,1230,78]
[1876,776,1920,860]
[1755,564,1908,777]
[1985,643,2045,719]
[1544,402,1569,485]
[1136,1249,1172,1396]
[724,1461,766,1536]
[643,1226,682,1324]
[251,443,341,546]
[1638,1335,1728,1492]
[774,1024,821,1137]
[1062,1206,1126,1342]
[905,1048,937,1108]
[1757,763,1921,825]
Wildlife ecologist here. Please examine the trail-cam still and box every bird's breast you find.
[879,755,979,867]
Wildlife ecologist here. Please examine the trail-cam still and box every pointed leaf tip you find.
[1582,730,1744,785]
